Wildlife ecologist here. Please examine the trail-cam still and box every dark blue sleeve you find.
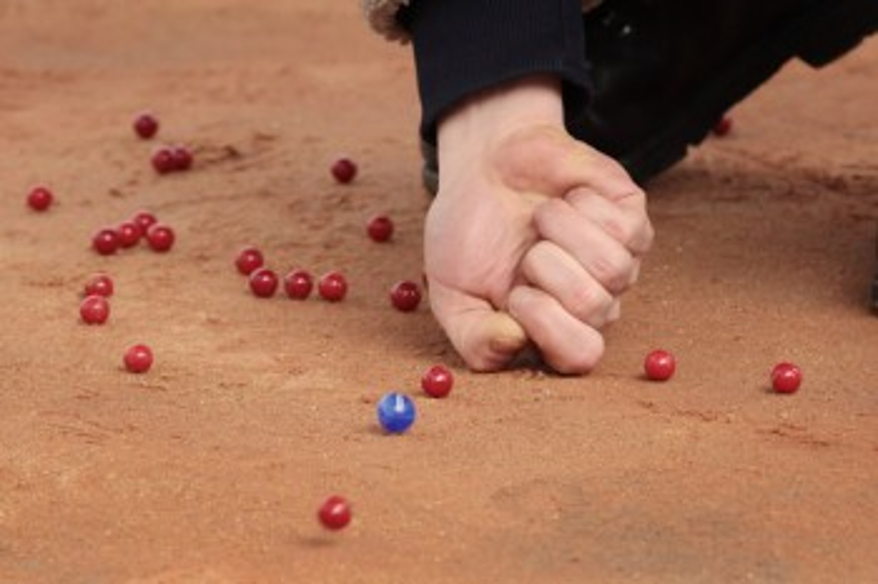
[399,0,592,143]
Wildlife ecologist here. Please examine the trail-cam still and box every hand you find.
[425,76,653,373]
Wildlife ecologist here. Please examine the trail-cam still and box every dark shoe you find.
[421,0,878,192]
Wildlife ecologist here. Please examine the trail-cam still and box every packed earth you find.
[1,2,877,583]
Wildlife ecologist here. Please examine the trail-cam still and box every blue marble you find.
[377,392,417,434]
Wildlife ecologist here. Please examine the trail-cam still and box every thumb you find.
[428,279,528,372]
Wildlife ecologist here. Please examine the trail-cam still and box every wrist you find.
[437,75,565,173]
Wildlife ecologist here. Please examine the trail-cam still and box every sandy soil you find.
[1,2,876,583]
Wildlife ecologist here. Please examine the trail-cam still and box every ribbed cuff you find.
[400,0,592,144]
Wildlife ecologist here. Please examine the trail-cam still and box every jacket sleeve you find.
[387,0,595,143]
[360,0,603,42]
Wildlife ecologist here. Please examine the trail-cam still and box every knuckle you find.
[587,149,626,176]
[590,251,635,293]
[533,198,567,229]
[605,158,631,181]
[604,215,638,248]
[606,163,641,193]
[530,238,556,258]
[565,188,593,209]
[617,202,653,251]
[567,282,613,323]
[622,185,648,207]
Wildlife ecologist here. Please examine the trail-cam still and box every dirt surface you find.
[1,2,877,583]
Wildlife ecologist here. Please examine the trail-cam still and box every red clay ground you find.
[1,2,876,583]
